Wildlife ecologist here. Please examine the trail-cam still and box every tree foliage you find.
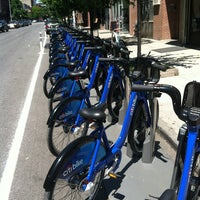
[41,0,131,35]
[11,0,28,20]
[31,6,48,20]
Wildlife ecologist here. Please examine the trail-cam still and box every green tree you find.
[31,6,48,20]
[10,0,28,20]
[42,0,130,35]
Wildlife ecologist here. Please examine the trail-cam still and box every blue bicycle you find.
[141,81,200,200]
[46,57,127,156]
[47,46,108,113]
[43,38,92,98]
[43,59,166,199]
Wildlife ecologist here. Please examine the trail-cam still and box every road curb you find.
[161,67,179,78]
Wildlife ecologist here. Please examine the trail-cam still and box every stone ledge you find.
[161,67,179,78]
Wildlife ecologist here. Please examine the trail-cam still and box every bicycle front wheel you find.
[172,136,200,200]
[44,136,106,200]
[107,79,124,123]
[47,97,89,156]
[128,101,150,157]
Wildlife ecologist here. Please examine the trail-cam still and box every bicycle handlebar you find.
[132,84,182,121]
[151,61,167,71]
[119,48,132,55]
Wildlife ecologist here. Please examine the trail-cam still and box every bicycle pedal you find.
[108,172,120,179]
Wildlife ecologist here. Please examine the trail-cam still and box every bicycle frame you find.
[48,53,101,125]
[72,62,127,130]
[176,125,200,199]
[51,49,94,98]
[84,88,151,182]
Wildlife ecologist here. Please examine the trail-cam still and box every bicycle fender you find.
[43,138,81,191]
[43,63,70,79]
[46,100,65,127]
[43,136,104,191]
[47,96,82,127]
[43,68,52,80]
[48,77,71,98]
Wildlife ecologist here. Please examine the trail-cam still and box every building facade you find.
[0,0,10,20]
[0,0,33,21]
[128,0,200,47]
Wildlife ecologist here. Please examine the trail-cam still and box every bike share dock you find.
[92,89,175,200]
[96,29,200,199]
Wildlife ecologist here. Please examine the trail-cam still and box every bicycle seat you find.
[79,103,107,123]
[68,69,88,80]
[76,40,91,45]
[84,46,107,56]
[181,81,200,125]
[99,57,129,66]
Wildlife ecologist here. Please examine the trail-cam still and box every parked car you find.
[8,20,20,29]
[0,20,9,32]
[27,20,32,25]
[45,18,60,34]
[18,20,24,27]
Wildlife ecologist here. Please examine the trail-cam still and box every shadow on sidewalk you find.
[157,54,200,68]
[95,141,169,200]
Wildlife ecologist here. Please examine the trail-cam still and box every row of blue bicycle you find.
[42,25,200,200]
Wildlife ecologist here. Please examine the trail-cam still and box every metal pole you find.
[8,0,12,21]
[39,32,43,51]
[137,0,141,58]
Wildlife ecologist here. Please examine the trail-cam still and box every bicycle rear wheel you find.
[44,136,106,200]
[47,97,89,156]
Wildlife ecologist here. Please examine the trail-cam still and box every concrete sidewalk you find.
[98,29,200,147]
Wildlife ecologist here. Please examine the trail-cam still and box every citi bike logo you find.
[108,73,113,89]
[63,159,83,176]
[130,96,137,116]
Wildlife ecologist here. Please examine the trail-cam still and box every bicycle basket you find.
[182,81,200,108]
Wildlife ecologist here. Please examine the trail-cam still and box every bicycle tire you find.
[48,78,83,113]
[43,65,70,98]
[128,101,158,157]
[107,78,124,123]
[43,75,58,98]
[47,97,89,156]
[44,136,106,200]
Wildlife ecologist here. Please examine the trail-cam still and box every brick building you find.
[129,0,200,47]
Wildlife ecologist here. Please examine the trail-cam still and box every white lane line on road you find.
[0,36,47,200]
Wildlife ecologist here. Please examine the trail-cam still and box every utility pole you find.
[137,0,141,58]
[8,0,12,21]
